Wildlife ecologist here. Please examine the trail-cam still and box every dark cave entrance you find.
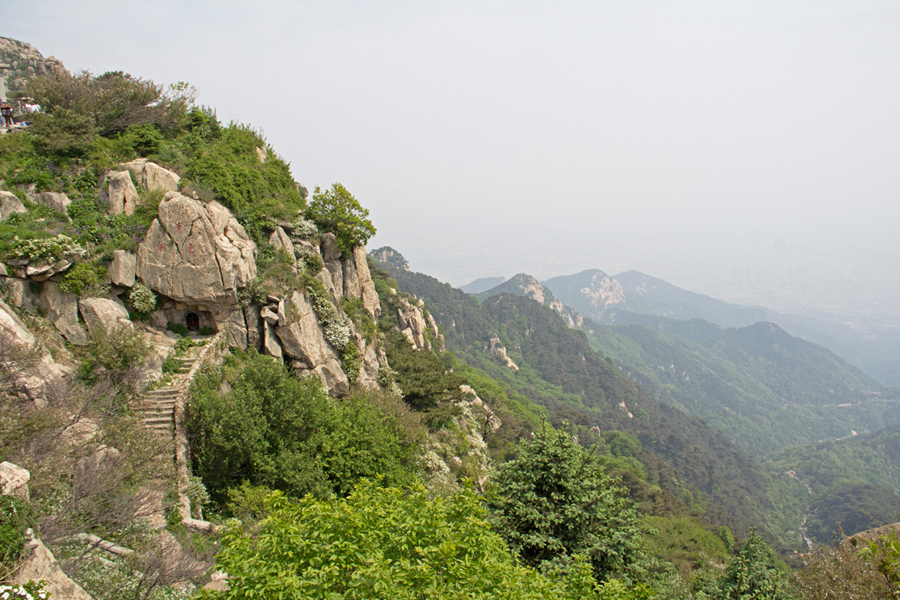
[185,312,200,332]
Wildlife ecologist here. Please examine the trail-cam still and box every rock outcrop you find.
[12,532,94,600]
[275,290,349,396]
[122,159,181,192]
[0,461,30,500]
[0,298,68,400]
[108,250,136,287]
[137,193,256,306]
[106,170,140,215]
[395,294,442,351]
[40,281,87,345]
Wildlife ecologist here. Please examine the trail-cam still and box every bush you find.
[58,260,107,297]
[306,183,376,256]
[80,323,151,379]
[488,422,644,581]
[5,233,85,263]
[128,282,156,314]
[167,322,189,337]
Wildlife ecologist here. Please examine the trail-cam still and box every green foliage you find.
[26,69,192,136]
[718,529,793,600]
[79,323,152,380]
[793,534,893,599]
[304,275,351,350]
[207,480,599,600]
[641,515,730,584]
[383,329,465,410]
[488,422,644,581]
[307,183,376,256]
[0,582,50,600]
[30,108,98,156]
[166,322,189,337]
[161,357,180,374]
[57,260,107,296]
[4,233,85,263]
[859,529,900,595]
[186,351,420,502]
[0,495,31,574]
[185,123,304,230]
[341,341,362,386]
[128,282,156,314]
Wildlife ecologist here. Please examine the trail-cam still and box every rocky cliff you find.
[0,36,68,96]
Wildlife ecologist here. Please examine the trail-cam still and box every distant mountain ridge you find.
[474,272,897,457]
[459,276,506,294]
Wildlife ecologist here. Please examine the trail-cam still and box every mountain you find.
[543,269,900,386]
[475,274,897,457]
[0,36,68,97]
[458,276,506,294]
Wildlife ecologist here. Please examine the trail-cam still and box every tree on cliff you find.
[307,183,376,256]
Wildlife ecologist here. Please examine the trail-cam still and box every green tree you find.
[488,422,644,581]
[207,480,599,600]
[719,529,794,600]
[307,183,376,256]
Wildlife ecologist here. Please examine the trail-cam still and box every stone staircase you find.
[136,345,203,436]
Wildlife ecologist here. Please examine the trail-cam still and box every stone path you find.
[135,344,204,435]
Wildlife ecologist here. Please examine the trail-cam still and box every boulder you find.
[0,190,27,220]
[0,298,69,399]
[40,281,88,345]
[122,159,180,192]
[34,191,71,216]
[108,250,136,287]
[275,290,348,395]
[12,531,94,600]
[0,461,30,500]
[78,297,133,337]
[107,170,140,215]
[136,193,256,305]
[6,277,37,312]
[25,258,73,281]
[212,306,250,349]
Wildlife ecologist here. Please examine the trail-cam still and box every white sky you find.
[5,1,900,320]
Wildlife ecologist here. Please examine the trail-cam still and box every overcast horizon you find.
[5,1,899,322]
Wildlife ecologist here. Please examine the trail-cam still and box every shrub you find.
[5,233,85,263]
[0,495,31,574]
[295,244,323,275]
[128,282,157,314]
[304,276,350,351]
[58,260,107,297]
[291,216,318,240]
[167,322,189,337]
[80,323,151,379]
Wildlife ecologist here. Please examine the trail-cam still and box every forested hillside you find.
[477,274,897,457]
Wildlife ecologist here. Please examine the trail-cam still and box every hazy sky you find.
[5,1,900,319]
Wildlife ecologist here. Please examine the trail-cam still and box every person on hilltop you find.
[0,104,13,127]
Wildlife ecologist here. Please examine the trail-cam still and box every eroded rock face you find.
[40,281,88,346]
[397,296,429,350]
[275,290,348,396]
[353,246,381,318]
[0,298,69,400]
[136,193,256,305]
[107,170,140,215]
[34,191,71,216]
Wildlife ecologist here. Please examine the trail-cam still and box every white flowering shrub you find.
[7,234,85,263]
[0,581,49,600]
[305,276,350,350]
[291,217,318,240]
[128,282,156,313]
[295,244,323,275]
